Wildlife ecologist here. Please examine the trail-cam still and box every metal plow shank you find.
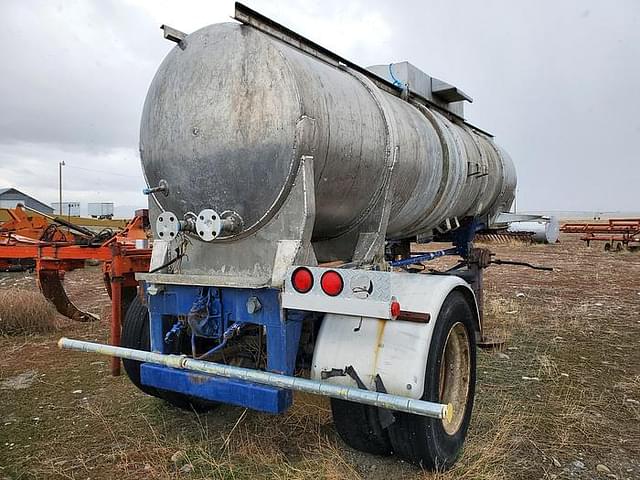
[38,270,99,322]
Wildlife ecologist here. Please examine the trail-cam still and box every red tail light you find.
[291,267,313,293]
[390,299,401,318]
[320,270,343,296]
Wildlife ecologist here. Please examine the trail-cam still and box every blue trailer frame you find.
[141,285,305,413]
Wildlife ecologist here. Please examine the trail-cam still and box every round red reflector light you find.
[390,299,401,318]
[320,270,344,296]
[291,267,313,293]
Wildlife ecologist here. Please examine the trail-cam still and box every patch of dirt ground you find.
[0,236,638,479]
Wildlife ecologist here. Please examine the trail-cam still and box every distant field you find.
[522,210,640,221]
[0,236,638,479]
[0,208,128,229]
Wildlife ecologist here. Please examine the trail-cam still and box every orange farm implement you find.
[560,218,640,251]
[0,205,151,374]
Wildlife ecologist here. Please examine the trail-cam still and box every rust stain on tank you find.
[372,319,386,371]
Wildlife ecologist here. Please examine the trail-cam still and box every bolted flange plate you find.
[156,211,179,240]
[195,209,222,242]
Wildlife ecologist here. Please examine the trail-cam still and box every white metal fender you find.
[309,273,478,400]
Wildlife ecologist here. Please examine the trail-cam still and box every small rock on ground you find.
[171,450,186,465]
[0,371,38,390]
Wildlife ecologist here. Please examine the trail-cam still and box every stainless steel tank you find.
[140,23,516,252]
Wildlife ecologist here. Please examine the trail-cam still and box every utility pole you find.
[58,161,65,215]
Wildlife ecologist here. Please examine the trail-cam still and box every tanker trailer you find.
[59,3,516,470]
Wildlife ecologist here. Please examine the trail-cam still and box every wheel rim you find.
[439,322,471,435]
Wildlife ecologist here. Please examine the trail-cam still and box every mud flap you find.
[38,270,99,322]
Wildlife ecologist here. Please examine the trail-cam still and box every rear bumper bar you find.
[58,337,452,420]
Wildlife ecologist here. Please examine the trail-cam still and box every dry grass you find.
[0,289,56,335]
[28,392,521,480]
[1,240,639,479]
[429,406,523,480]
[475,237,535,249]
[481,294,524,347]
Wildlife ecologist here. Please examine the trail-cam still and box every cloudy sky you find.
[0,0,638,216]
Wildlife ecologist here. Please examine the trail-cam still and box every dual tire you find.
[331,291,477,470]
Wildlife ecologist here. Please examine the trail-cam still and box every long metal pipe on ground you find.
[58,337,452,420]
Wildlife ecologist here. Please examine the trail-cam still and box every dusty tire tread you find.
[121,296,159,397]
[331,398,392,455]
[387,290,476,470]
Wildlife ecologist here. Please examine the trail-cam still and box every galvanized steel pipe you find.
[58,337,452,420]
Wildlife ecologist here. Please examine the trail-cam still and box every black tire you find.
[156,389,219,413]
[121,286,138,322]
[387,290,476,471]
[121,296,217,412]
[121,295,159,397]
[330,399,392,455]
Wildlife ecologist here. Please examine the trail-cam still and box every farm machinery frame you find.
[0,205,151,375]
[561,218,640,251]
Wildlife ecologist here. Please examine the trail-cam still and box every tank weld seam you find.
[315,67,396,241]
[485,141,509,215]
[459,127,488,216]
[402,104,451,238]
[467,134,495,215]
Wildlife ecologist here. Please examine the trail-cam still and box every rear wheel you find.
[388,291,476,470]
[121,295,158,397]
[330,399,392,455]
[121,296,217,412]
[329,291,476,470]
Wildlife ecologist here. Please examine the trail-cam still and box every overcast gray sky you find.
[0,0,638,216]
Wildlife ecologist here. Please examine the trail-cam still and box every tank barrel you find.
[140,21,516,264]
[58,337,452,420]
